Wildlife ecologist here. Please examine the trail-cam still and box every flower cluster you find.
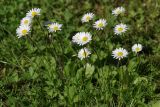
[16,7,143,62]
[72,12,108,60]
[16,8,41,38]
[112,44,143,60]
[81,13,107,30]
[73,9,142,60]
[72,32,92,60]
[111,7,143,60]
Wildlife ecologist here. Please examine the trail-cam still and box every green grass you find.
[0,0,160,106]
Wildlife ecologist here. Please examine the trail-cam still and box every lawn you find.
[0,0,160,106]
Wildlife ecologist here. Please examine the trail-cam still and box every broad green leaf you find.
[85,63,95,78]
[151,101,160,107]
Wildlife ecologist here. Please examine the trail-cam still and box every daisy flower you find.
[81,13,94,23]
[132,44,143,53]
[72,33,80,43]
[72,32,92,46]
[78,48,91,60]
[93,19,107,30]
[112,7,125,16]
[47,23,62,32]
[114,23,128,35]
[112,48,128,60]
[16,25,31,38]
[26,8,41,18]
[20,17,32,26]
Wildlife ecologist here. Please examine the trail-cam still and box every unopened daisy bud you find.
[112,48,128,60]
[72,32,92,46]
[47,23,62,32]
[93,19,107,30]
[81,13,94,23]
[114,23,128,35]
[78,48,91,60]
[16,25,31,38]
[20,17,32,26]
[132,44,142,53]
[26,8,41,18]
[112,7,125,16]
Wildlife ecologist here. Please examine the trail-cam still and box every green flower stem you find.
[28,35,42,56]
[122,33,127,46]
[57,36,64,54]
[93,31,102,64]
[136,53,141,71]
[48,35,59,76]
[50,34,64,81]
[35,17,45,33]
[27,36,43,84]
[118,60,123,106]
[55,35,65,76]
[83,47,87,71]
[11,49,24,72]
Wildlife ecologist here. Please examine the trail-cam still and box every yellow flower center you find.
[31,11,37,17]
[82,52,87,57]
[117,52,123,57]
[24,20,29,24]
[135,47,140,52]
[86,16,91,21]
[98,23,103,28]
[53,26,59,31]
[116,10,121,14]
[22,29,27,35]
[118,27,123,32]
[82,36,88,42]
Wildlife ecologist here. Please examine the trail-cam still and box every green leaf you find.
[10,72,19,82]
[128,59,137,72]
[29,67,38,79]
[91,54,97,63]
[151,101,160,107]
[133,77,148,85]
[76,68,83,80]
[44,87,57,97]
[73,95,79,103]
[69,86,76,101]
[85,63,95,78]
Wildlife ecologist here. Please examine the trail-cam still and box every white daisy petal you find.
[72,32,92,46]
[93,19,107,30]
[16,25,31,38]
[47,23,62,32]
[78,48,91,60]
[132,44,143,53]
[81,13,94,23]
[112,7,125,16]
[20,17,32,26]
[26,8,41,18]
[114,23,128,35]
[112,48,128,60]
